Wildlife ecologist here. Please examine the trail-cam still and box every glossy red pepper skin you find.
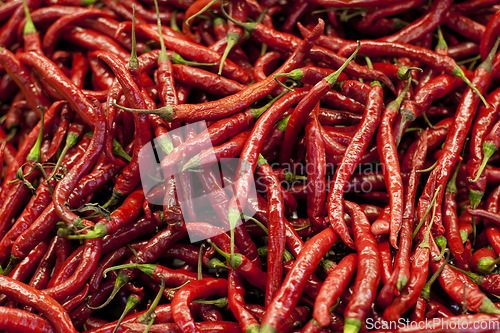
[313,253,357,327]
[0,274,78,333]
[379,0,453,44]
[328,85,383,248]
[172,278,228,333]
[260,227,338,332]
[0,307,56,333]
[12,162,121,260]
[343,201,381,333]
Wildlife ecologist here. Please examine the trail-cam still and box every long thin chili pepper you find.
[0,274,78,333]
[260,228,338,332]
[377,69,413,248]
[327,83,383,248]
[171,278,228,333]
[0,307,56,333]
[123,19,323,123]
[313,253,357,327]
[338,40,488,106]
[343,201,381,333]
[278,42,359,165]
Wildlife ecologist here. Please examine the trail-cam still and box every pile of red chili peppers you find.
[3,0,500,332]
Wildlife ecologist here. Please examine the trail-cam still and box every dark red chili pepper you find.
[338,40,486,105]
[304,103,328,230]
[429,234,500,315]
[443,9,485,43]
[61,284,90,312]
[104,262,200,288]
[42,8,115,56]
[327,84,383,248]
[12,162,121,260]
[183,130,249,171]
[171,278,227,333]
[5,240,47,283]
[95,51,152,205]
[0,48,50,117]
[234,20,394,91]
[377,73,412,248]
[69,189,145,239]
[418,37,499,238]
[342,201,381,333]
[255,154,286,305]
[228,270,260,332]
[466,87,500,208]
[480,8,500,60]
[378,0,453,44]
[226,88,310,229]
[27,236,58,292]
[18,51,96,126]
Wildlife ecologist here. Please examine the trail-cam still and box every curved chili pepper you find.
[260,228,338,332]
[305,103,327,230]
[278,42,359,165]
[313,253,357,327]
[226,88,310,230]
[12,162,121,261]
[379,0,453,44]
[42,8,115,56]
[0,306,56,333]
[467,87,500,208]
[69,189,145,239]
[18,51,96,126]
[228,270,260,333]
[377,73,412,248]
[343,201,381,333]
[430,234,500,315]
[480,8,500,60]
[129,19,323,123]
[183,130,249,171]
[327,84,383,248]
[0,274,78,333]
[338,40,487,106]
[171,278,228,333]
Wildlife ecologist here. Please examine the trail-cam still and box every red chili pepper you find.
[0,307,56,333]
[260,228,338,332]
[480,8,500,60]
[343,201,381,333]
[278,42,359,165]
[467,87,500,208]
[133,19,323,123]
[12,162,121,261]
[378,0,453,44]
[305,103,327,230]
[171,278,228,333]
[378,72,413,248]
[228,270,260,333]
[183,130,250,171]
[313,253,357,327]
[327,84,383,248]
[0,274,78,333]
